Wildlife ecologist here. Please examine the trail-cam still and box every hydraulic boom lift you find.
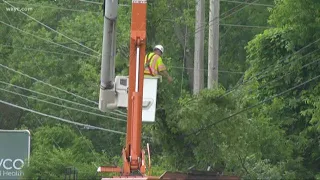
[98,0,156,179]
[97,1,240,179]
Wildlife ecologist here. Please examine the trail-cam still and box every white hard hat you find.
[154,45,164,53]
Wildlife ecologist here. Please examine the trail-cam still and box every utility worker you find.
[144,45,173,83]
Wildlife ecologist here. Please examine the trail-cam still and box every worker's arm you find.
[157,56,173,83]
[159,70,173,83]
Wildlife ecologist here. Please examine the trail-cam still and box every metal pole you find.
[100,0,118,89]
[99,0,118,111]
[193,0,205,94]
[208,0,220,89]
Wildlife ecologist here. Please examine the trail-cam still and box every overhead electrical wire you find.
[0,80,126,118]
[0,70,63,149]
[64,110,99,169]
[115,109,127,116]
[220,0,274,7]
[1,4,12,24]
[220,23,272,29]
[15,37,115,162]
[219,0,261,21]
[79,0,129,6]
[220,38,320,98]
[169,66,244,74]
[1,0,273,117]
[253,58,320,92]
[79,0,103,5]
[0,13,101,108]
[3,0,100,55]
[0,44,90,57]
[0,87,126,122]
[0,99,126,135]
[0,63,99,105]
[2,71,107,167]
[163,17,272,29]
[186,73,320,137]
[193,0,247,33]
[2,81,109,169]
[180,38,320,123]
[220,0,250,18]
[1,6,129,116]
[53,91,112,168]
[195,0,263,34]
[181,37,320,137]
[0,21,98,58]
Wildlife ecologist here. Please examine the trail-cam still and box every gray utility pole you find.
[99,0,118,111]
[193,0,205,94]
[100,0,117,89]
[208,0,220,89]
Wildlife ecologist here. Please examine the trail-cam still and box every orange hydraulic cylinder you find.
[123,0,147,175]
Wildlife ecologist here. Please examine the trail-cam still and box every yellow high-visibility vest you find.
[144,52,166,76]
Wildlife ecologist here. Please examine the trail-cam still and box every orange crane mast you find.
[98,1,241,180]
[98,0,153,178]
[123,0,147,175]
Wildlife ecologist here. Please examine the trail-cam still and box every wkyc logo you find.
[0,159,24,170]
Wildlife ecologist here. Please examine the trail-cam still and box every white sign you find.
[0,130,30,180]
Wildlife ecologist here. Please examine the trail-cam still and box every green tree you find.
[23,125,110,179]
[242,0,320,178]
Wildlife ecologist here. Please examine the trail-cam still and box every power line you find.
[187,73,320,137]
[220,0,260,20]
[169,66,244,74]
[0,80,96,110]
[114,109,127,116]
[180,37,320,121]
[1,4,12,24]
[0,44,89,57]
[221,38,320,98]
[0,63,99,105]
[79,0,130,7]
[2,71,105,168]
[0,70,63,149]
[0,87,126,122]
[195,0,261,34]
[220,0,247,17]
[253,58,320,92]
[1,71,125,165]
[220,0,274,7]
[79,0,103,5]
[0,99,126,135]
[2,4,127,116]
[71,118,100,168]
[163,17,271,30]
[0,80,126,118]
[0,63,128,117]
[220,23,272,29]
[0,21,99,58]
[3,0,100,55]
[0,47,128,117]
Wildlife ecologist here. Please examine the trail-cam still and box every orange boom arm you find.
[123,0,147,175]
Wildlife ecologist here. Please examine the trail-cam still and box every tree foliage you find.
[1,0,320,179]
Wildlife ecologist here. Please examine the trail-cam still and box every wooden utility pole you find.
[208,0,220,89]
[193,0,205,94]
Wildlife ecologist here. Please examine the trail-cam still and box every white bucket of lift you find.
[113,76,159,123]
[142,76,158,122]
